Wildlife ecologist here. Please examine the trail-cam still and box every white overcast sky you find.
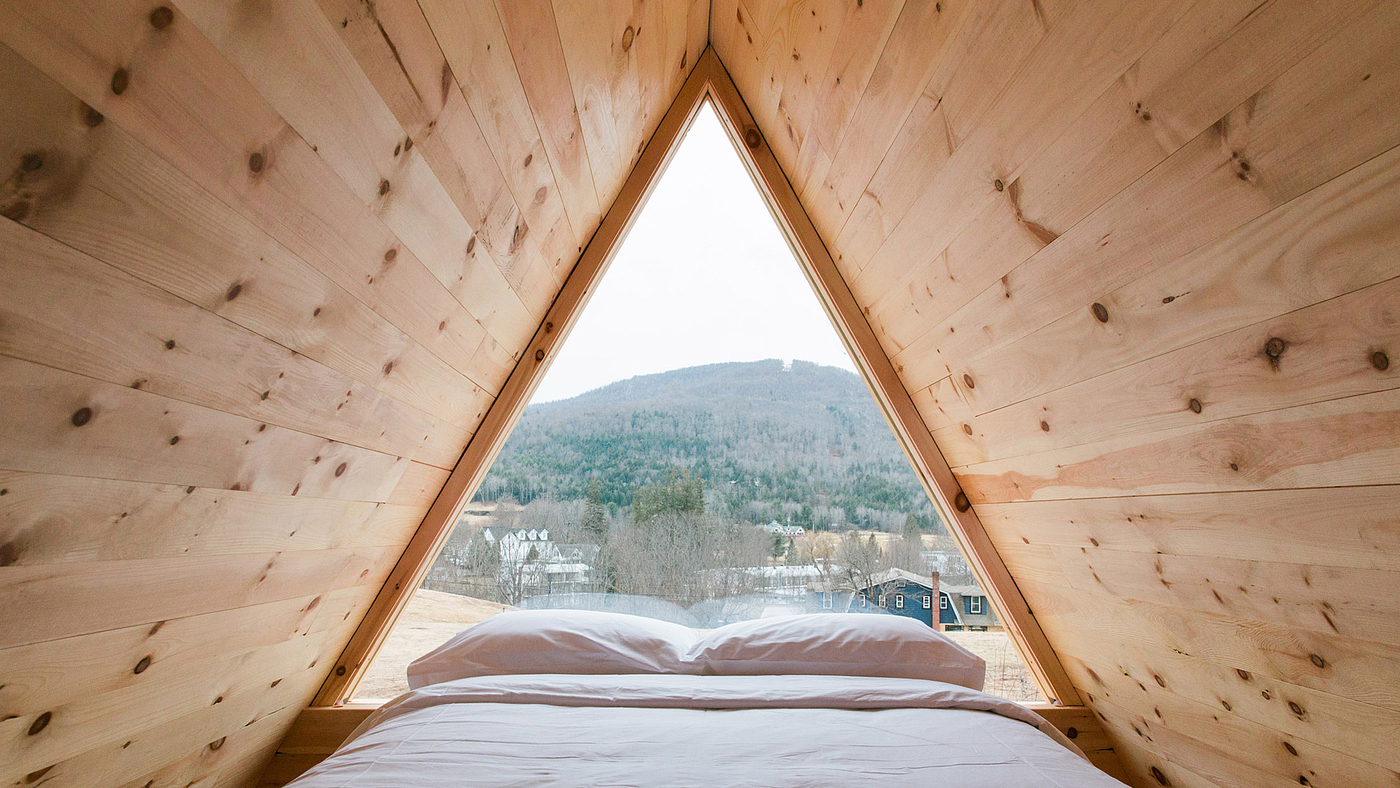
[531,103,857,404]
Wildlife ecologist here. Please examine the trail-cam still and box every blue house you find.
[855,569,937,627]
[938,583,1000,631]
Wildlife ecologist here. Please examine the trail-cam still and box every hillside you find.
[474,360,941,531]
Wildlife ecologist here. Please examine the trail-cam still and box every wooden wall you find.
[5,1,1397,787]
[0,1,702,786]
[713,1,1400,786]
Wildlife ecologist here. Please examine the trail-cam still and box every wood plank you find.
[0,616,358,778]
[0,586,375,718]
[0,217,466,468]
[1005,540,1400,647]
[313,42,714,706]
[0,544,396,650]
[0,471,421,567]
[1065,654,1400,787]
[850,0,1195,288]
[123,701,300,788]
[8,658,328,788]
[0,0,513,391]
[0,43,494,428]
[0,356,410,502]
[552,0,647,211]
[1058,634,1400,775]
[384,461,452,509]
[801,0,970,243]
[892,1,1400,392]
[937,268,1400,467]
[835,0,1073,271]
[494,0,604,244]
[979,486,1400,573]
[173,0,538,357]
[763,0,848,180]
[953,136,1400,422]
[702,49,1080,705]
[309,0,557,318]
[1020,579,1400,714]
[861,0,1368,335]
[417,0,580,275]
[958,387,1400,503]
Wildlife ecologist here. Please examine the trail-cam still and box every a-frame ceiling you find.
[1,2,1397,788]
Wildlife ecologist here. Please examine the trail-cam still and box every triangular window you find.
[354,102,1041,704]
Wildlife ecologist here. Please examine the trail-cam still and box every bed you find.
[289,611,1127,787]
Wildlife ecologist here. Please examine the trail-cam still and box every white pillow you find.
[407,609,699,689]
[684,614,986,690]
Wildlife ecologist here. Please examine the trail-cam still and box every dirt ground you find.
[941,630,1043,703]
[355,590,512,700]
[357,592,1041,702]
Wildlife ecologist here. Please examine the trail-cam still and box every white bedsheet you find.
[292,675,1127,787]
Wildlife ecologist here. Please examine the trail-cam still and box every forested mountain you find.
[474,360,943,532]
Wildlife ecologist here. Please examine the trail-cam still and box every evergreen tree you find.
[633,467,705,523]
[582,478,608,543]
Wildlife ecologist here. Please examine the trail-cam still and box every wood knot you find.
[1153,673,1166,687]
[71,407,93,427]
[1039,420,1050,432]
[335,665,347,676]
[149,6,174,29]
[383,247,397,263]
[962,373,975,389]
[534,348,546,362]
[953,491,970,512]
[1284,742,1299,756]
[621,25,635,52]
[82,104,105,127]
[1308,653,1325,669]
[544,321,554,334]
[961,423,973,436]
[335,462,348,477]
[248,151,264,173]
[1288,701,1305,718]
[1150,766,1170,786]
[993,179,1004,192]
[169,436,179,445]
[1091,302,1109,323]
[466,235,476,254]
[1188,398,1203,414]
[1236,669,1250,681]
[1065,727,1077,739]
[20,152,43,172]
[134,655,152,674]
[225,282,242,301]
[208,737,225,751]
[1264,336,1287,359]
[383,360,394,375]
[744,127,762,149]
[378,179,391,196]
[1371,350,1389,371]
[28,712,52,736]
[111,68,130,95]
[523,153,533,168]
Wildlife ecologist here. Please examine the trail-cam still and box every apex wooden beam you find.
[315,45,1080,707]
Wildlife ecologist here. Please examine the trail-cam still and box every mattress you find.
[290,674,1128,787]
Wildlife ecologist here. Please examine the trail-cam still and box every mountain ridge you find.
[475,360,941,532]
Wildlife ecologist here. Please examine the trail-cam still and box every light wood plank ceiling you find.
[0,1,701,786]
[2,0,1398,787]
[713,0,1400,787]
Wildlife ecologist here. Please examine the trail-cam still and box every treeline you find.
[474,360,944,533]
